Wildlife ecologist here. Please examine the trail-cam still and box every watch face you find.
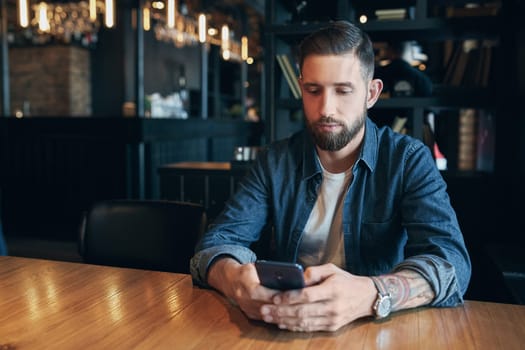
[376,294,392,318]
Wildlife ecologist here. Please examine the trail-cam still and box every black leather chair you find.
[78,200,206,273]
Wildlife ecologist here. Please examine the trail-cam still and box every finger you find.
[277,317,341,332]
[261,300,330,328]
[271,303,343,332]
[261,302,344,332]
[276,282,333,305]
[277,316,333,332]
[303,264,339,285]
[255,285,282,302]
[271,307,338,332]
[238,263,280,302]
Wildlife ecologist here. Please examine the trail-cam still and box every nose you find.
[319,90,336,117]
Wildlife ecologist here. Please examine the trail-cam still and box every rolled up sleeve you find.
[190,244,257,287]
[394,254,465,307]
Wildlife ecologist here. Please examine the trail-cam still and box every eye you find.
[304,86,321,95]
[336,87,353,95]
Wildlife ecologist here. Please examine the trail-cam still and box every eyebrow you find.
[302,81,355,89]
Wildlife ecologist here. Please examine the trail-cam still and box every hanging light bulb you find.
[198,13,206,43]
[143,6,151,31]
[18,0,29,28]
[241,36,248,61]
[105,0,115,28]
[167,0,176,29]
[221,24,230,60]
[89,0,97,22]
[37,2,50,32]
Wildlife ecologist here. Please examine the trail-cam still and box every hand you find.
[259,264,376,332]
[207,258,280,320]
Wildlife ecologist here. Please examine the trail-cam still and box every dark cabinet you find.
[0,119,263,241]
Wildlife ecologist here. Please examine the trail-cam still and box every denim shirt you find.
[191,118,471,307]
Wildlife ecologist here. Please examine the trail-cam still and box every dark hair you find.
[297,20,375,81]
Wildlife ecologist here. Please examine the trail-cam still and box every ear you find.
[366,79,383,109]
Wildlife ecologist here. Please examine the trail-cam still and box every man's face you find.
[300,54,370,151]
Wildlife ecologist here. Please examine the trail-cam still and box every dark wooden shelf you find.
[375,95,495,110]
[267,16,501,44]
[0,117,263,142]
[362,17,502,41]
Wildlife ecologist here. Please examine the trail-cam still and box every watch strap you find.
[371,276,392,319]
[371,276,389,296]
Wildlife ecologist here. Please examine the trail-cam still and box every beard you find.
[306,106,367,151]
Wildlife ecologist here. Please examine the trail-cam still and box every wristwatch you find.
[371,277,392,319]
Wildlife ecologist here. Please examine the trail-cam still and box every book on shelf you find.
[475,111,495,172]
[456,108,494,172]
[457,108,477,170]
[442,40,455,68]
[276,54,301,99]
[442,40,496,88]
[375,8,406,20]
[391,116,408,134]
[448,40,475,87]
[460,45,484,88]
[479,41,495,88]
[442,41,462,85]
[425,112,448,170]
[445,3,501,17]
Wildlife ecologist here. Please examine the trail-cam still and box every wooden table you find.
[1,256,524,349]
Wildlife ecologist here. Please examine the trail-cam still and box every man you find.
[190,21,471,332]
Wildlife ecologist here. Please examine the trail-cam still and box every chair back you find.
[79,200,206,273]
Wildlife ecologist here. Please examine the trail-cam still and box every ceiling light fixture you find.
[198,13,206,44]
[221,24,230,60]
[105,0,115,28]
[167,0,176,29]
[14,0,110,47]
[18,0,29,28]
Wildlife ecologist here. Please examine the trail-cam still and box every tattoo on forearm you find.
[375,271,435,310]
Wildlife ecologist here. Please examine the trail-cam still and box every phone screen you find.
[255,260,305,290]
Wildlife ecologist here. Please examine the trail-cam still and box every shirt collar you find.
[360,118,378,173]
[301,130,321,181]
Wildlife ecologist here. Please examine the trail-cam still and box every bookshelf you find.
[263,0,506,174]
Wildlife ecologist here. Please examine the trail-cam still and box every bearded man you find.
[190,20,471,332]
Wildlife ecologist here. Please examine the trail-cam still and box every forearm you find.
[373,269,435,311]
[190,245,257,287]
[393,254,467,307]
[207,257,243,298]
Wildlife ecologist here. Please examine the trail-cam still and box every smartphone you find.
[255,260,305,290]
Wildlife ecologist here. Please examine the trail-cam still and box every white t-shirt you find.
[297,163,353,268]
